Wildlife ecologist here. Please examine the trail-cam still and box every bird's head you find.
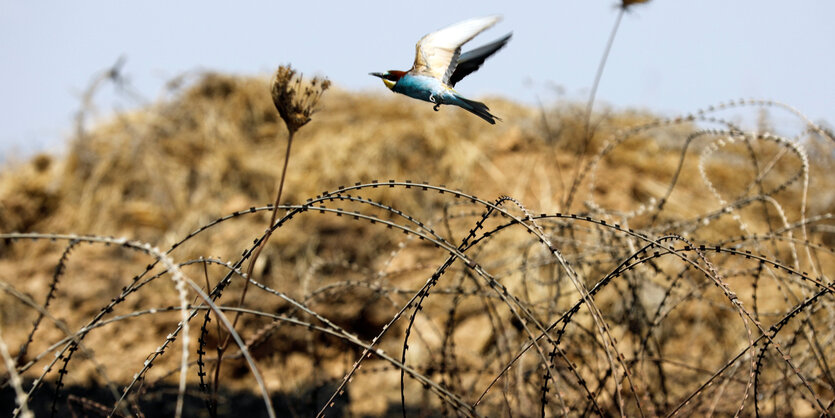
[369,71,405,90]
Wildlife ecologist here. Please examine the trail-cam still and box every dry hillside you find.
[1,72,834,416]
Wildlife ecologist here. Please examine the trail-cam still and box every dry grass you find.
[1,71,834,417]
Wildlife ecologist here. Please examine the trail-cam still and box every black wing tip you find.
[449,33,513,87]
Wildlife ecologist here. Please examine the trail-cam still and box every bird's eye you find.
[384,74,395,81]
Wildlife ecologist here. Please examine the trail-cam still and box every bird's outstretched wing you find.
[449,33,512,87]
[412,16,501,84]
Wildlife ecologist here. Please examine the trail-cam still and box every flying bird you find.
[370,16,511,124]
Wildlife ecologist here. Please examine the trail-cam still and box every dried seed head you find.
[271,65,331,133]
[621,0,650,9]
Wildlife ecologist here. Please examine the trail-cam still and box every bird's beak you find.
[370,72,396,90]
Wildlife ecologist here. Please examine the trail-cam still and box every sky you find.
[1,1,833,161]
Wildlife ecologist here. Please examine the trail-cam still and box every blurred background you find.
[2,0,833,161]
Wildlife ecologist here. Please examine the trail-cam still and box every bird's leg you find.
[429,94,441,111]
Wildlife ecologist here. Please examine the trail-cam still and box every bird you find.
[370,16,511,124]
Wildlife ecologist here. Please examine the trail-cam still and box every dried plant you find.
[265,65,330,221]
[621,0,650,9]
[209,65,330,417]
[271,65,331,135]
[565,0,650,210]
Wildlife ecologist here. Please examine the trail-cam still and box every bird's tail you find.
[453,95,500,125]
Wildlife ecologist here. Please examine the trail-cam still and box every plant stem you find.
[585,8,624,135]
[211,129,295,401]
[564,7,625,210]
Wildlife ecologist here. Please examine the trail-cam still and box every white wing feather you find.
[412,16,501,84]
